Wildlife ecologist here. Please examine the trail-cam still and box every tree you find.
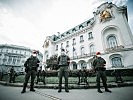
[46,55,59,70]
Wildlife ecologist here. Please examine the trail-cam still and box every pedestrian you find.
[57,49,70,93]
[21,50,40,93]
[92,52,111,93]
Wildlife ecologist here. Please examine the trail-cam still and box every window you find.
[8,56,12,64]
[6,49,8,53]
[87,20,90,26]
[88,32,93,40]
[81,62,87,69]
[66,41,69,47]
[17,57,21,64]
[72,28,76,32]
[79,25,84,30]
[66,49,69,56]
[56,45,58,51]
[13,57,16,65]
[61,43,63,49]
[81,47,85,55]
[72,38,76,45]
[107,35,118,48]
[73,63,77,69]
[90,44,95,55]
[66,31,70,35]
[80,35,84,42]
[111,57,122,67]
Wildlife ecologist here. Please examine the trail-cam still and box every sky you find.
[0,0,133,53]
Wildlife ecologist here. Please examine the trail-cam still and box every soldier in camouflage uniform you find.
[57,49,70,93]
[21,50,40,93]
[92,52,111,93]
[9,66,16,83]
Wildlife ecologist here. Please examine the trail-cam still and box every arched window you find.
[90,44,95,55]
[81,47,84,55]
[107,35,118,48]
[73,63,77,70]
[111,57,122,67]
[81,62,87,69]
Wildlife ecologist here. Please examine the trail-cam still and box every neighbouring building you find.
[43,2,133,70]
[0,44,43,74]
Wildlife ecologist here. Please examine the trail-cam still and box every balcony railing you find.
[105,45,124,52]
[71,52,95,60]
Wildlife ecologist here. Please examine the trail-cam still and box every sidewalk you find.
[0,81,133,89]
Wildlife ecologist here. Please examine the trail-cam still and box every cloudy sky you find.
[0,0,133,53]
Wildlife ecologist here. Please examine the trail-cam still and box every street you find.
[0,85,133,100]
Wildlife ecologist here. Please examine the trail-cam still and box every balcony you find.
[80,40,84,43]
[66,45,69,47]
[71,52,95,60]
[105,45,124,52]
[72,43,76,46]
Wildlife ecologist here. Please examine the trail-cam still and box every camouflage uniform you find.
[93,56,111,93]
[21,55,40,93]
[9,67,16,83]
[57,54,70,93]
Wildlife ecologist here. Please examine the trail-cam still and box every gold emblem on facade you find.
[44,40,49,48]
[100,9,111,22]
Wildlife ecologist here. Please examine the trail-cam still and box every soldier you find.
[111,69,123,83]
[57,49,70,93]
[21,50,40,93]
[92,52,111,93]
[36,66,42,84]
[9,66,16,83]
[42,70,46,85]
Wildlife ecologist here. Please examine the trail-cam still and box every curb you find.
[0,81,133,89]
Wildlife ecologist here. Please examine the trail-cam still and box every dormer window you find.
[72,28,76,32]
[79,25,84,30]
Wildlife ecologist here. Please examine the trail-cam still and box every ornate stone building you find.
[43,2,133,70]
[0,44,43,74]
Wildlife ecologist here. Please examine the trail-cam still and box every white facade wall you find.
[43,2,133,70]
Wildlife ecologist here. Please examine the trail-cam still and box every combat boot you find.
[30,85,35,92]
[21,90,26,93]
[65,87,69,93]
[97,88,103,93]
[58,89,62,93]
[105,88,112,93]
[58,86,62,93]
[21,83,27,93]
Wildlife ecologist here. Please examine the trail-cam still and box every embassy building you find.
[43,2,133,70]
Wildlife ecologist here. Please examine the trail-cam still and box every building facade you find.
[43,2,133,70]
[0,44,43,74]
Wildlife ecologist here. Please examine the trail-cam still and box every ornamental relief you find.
[44,40,49,48]
[99,9,112,22]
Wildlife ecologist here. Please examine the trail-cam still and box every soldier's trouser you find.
[22,70,37,91]
[96,70,107,89]
[58,66,69,90]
